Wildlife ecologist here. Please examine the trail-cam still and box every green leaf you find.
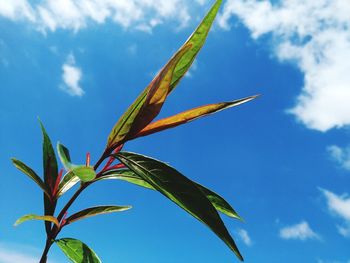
[39,120,58,235]
[170,0,223,90]
[57,171,80,197]
[106,0,224,149]
[71,166,96,182]
[101,169,242,220]
[106,44,192,149]
[57,142,73,170]
[11,158,50,198]
[115,151,243,261]
[98,169,155,189]
[65,205,131,225]
[55,238,101,263]
[133,95,259,139]
[197,183,242,220]
[14,214,59,227]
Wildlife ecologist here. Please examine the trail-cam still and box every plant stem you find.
[39,151,109,261]
[57,184,86,222]
[39,238,53,263]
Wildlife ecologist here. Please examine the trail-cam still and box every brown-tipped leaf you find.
[106,44,191,149]
[115,151,243,261]
[133,95,258,139]
[106,0,224,149]
[65,205,131,225]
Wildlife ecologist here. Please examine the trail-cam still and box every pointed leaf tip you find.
[115,151,243,260]
[14,214,59,227]
[132,95,259,139]
[65,205,132,225]
[39,120,59,235]
[11,158,50,198]
[57,142,73,170]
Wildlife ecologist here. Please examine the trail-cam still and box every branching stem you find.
[39,149,110,262]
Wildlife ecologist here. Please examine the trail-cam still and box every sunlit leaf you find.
[106,0,224,149]
[14,214,59,227]
[65,205,131,225]
[39,120,58,235]
[97,169,154,189]
[115,151,243,261]
[133,95,259,139]
[55,238,101,263]
[198,183,242,220]
[57,171,80,197]
[57,142,73,170]
[11,158,50,198]
[71,166,96,182]
[100,169,241,220]
[106,44,191,149]
[170,0,223,90]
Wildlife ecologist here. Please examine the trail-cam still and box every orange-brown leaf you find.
[133,95,259,139]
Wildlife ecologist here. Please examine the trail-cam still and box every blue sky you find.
[1,0,350,262]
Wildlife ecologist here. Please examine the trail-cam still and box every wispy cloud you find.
[321,188,350,237]
[0,0,204,33]
[0,243,57,263]
[219,0,350,132]
[279,221,320,240]
[328,145,350,171]
[0,249,37,263]
[60,53,84,97]
[0,0,35,22]
[237,228,252,246]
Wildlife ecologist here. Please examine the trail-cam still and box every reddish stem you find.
[52,169,63,197]
[86,152,91,166]
[101,144,124,172]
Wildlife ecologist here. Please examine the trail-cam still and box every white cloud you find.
[237,228,252,246]
[279,221,320,240]
[60,53,84,97]
[0,0,35,22]
[219,0,350,132]
[321,188,350,237]
[328,145,350,171]
[0,249,37,263]
[0,0,201,33]
[0,243,57,263]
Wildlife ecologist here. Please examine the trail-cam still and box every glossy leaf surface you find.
[14,214,59,227]
[57,171,80,197]
[134,95,258,139]
[11,158,50,198]
[57,142,73,170]
[106,0,223,148]
[106,44,191,149]
[39,120,58,234]
[115,151,243,260]
[170,0,223,90]
[55,238,101,263]
[65,205,131,225]
[101,169,241,220]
